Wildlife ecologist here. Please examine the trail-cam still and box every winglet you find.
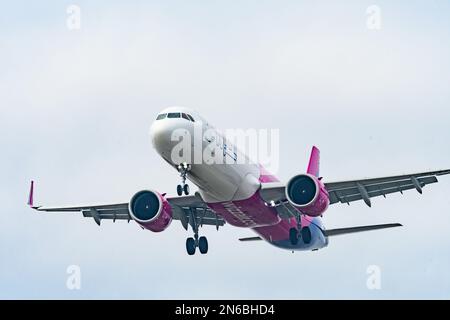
[307,146,320,177]
[27,180,34,207]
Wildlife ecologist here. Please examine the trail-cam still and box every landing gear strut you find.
[177,163,191,196]
[186,208,208,255]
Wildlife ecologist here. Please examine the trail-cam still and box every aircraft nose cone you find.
[149,119,192,160]
[150,121,171,154]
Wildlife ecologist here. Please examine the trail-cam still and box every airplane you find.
[28,106,450,255]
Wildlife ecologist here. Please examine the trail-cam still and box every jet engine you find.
[128,190,173,232]
[285,174,329,217]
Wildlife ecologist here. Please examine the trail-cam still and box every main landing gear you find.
[289,214,312,245]
[289,227,311,245]
[186,235,208,255]
[289,228,299,245]
[186,208,208,255]
[177,163,191,196]
[301,227,312,244]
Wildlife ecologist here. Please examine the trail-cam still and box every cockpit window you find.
[157,112,194,121]
[186,114,195,122]
[167,112,181,118]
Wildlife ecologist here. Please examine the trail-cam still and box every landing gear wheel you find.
[177,163,191,196]
[186,237,196,255]
[198,236,208,254]
[183,184,190,195]
[301,227,312,244]
[289,228,299,245]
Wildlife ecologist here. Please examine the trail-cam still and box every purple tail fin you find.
[27,180,34,207]
[307,146,320,177]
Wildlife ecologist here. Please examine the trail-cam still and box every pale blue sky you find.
[1,0,450,299]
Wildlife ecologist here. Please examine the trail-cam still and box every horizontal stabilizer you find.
[323,223,402,237]
[239,236,263,242]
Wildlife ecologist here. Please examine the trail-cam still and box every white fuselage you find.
[150,107,261,203]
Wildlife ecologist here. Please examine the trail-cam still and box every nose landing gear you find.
[177,184,190,196]
[177,163,191,196]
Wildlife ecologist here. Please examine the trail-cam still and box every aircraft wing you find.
[260,169,450,208]
[325,169,450,206]
[29,183,225,230]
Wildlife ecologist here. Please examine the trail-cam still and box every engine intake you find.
[285,174,329,217]
[129,190,172,232]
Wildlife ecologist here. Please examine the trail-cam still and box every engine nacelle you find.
[128,190,172,232]
[285,174,329,217]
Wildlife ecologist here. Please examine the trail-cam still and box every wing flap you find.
[81,211,131,220]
